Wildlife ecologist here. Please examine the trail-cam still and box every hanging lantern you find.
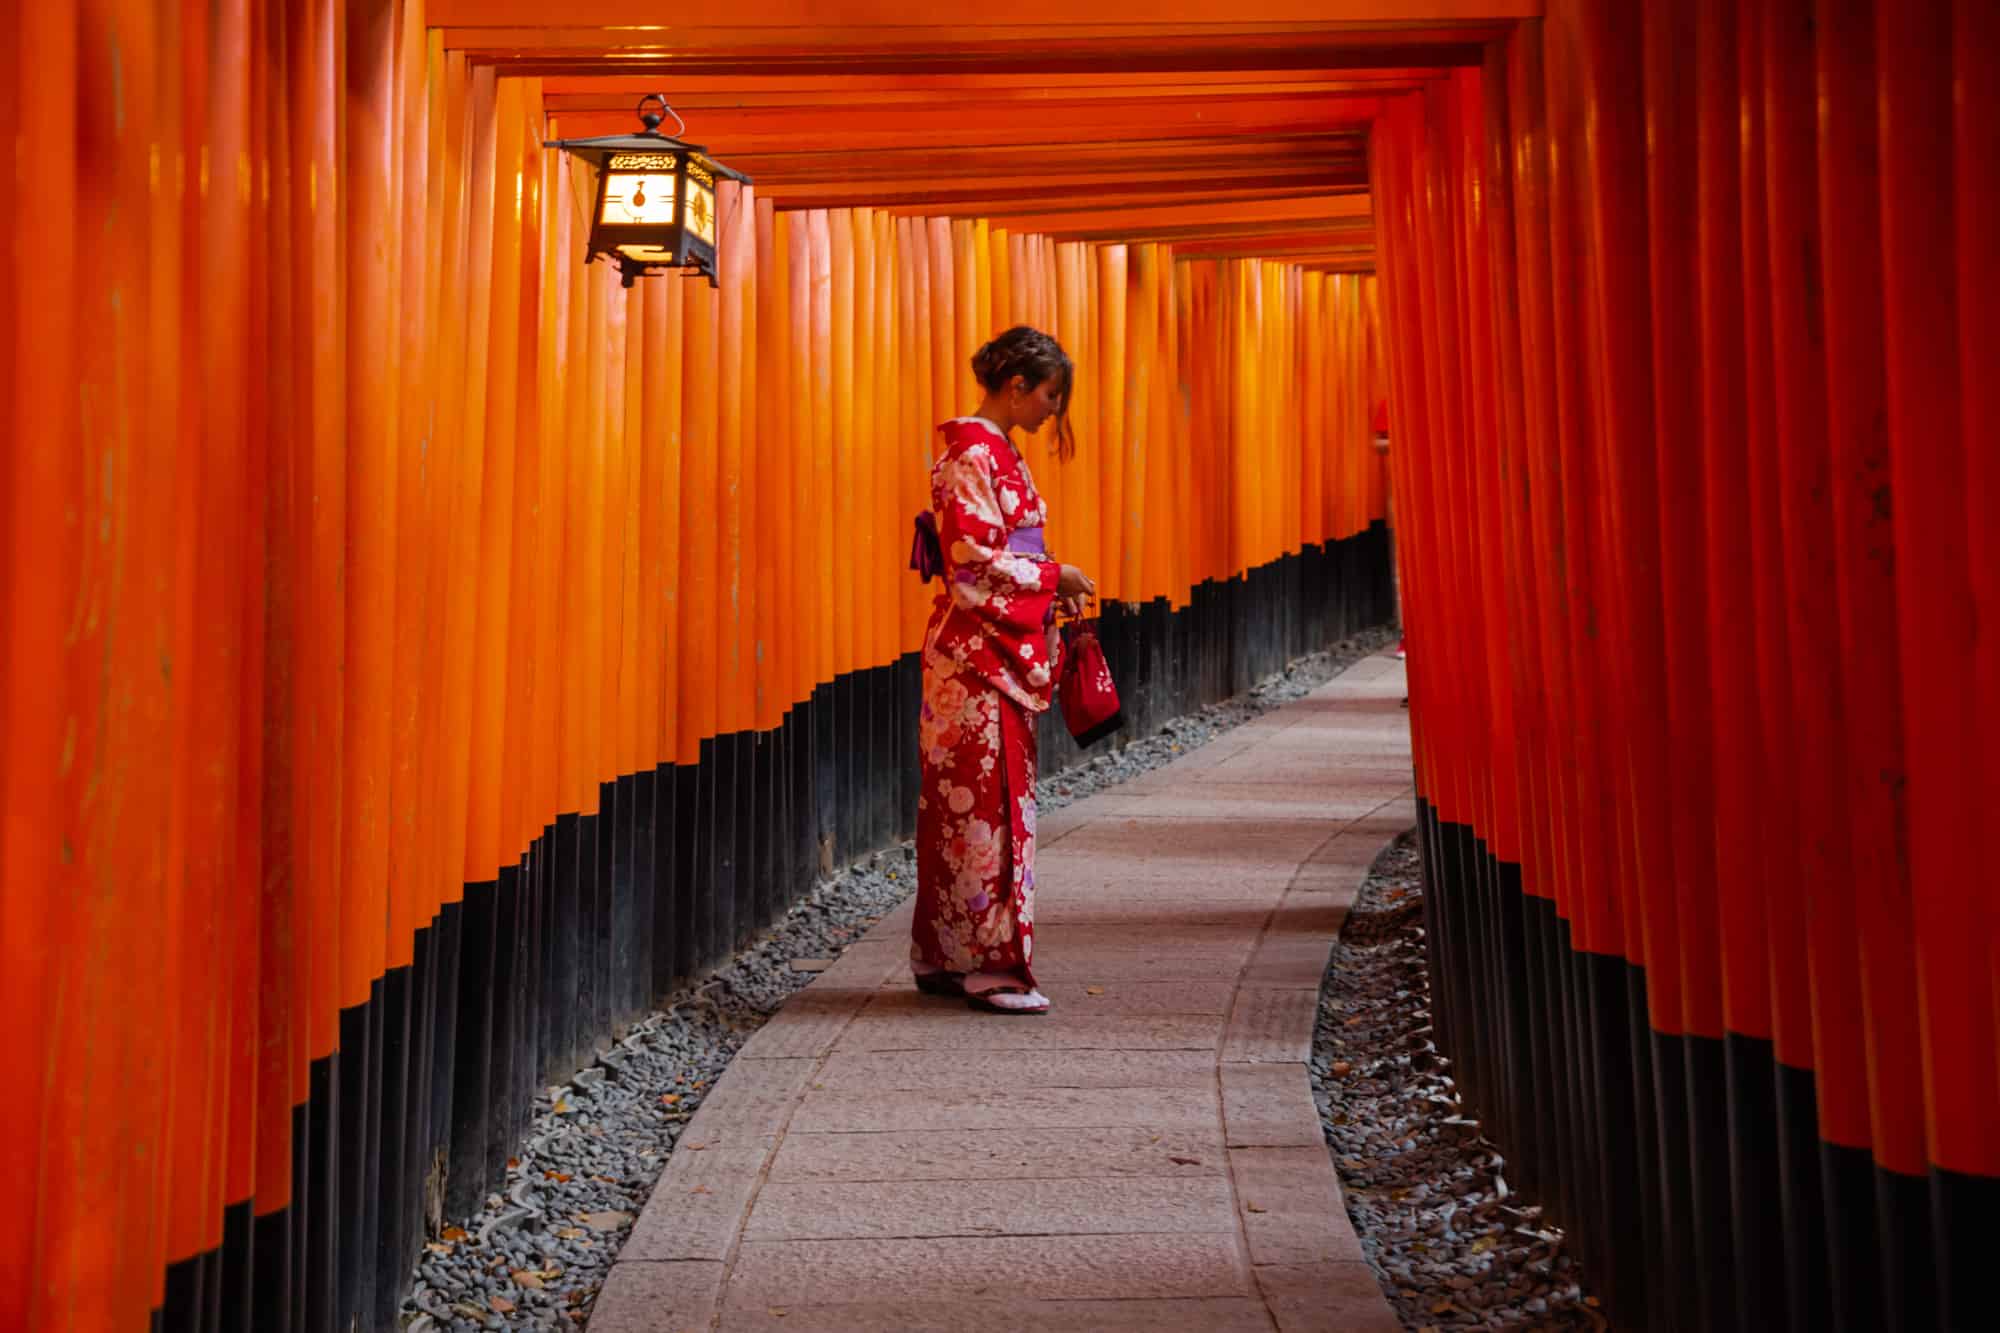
[543,93,749,289]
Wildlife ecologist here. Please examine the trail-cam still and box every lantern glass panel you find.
[600,171,677,227]
[616,244,677,263]
[686,181,717,245]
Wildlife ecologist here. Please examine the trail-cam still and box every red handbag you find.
[1058,616,1124,747]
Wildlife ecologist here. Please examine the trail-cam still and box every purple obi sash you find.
[1009,526,1056,628]
[1006,526,1047,556]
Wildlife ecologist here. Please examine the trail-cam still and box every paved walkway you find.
[591,652,1413,1332]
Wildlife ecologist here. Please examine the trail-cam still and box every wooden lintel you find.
[432,2,1540,31]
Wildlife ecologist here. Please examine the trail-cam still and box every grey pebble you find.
[1311,824,1610,1328]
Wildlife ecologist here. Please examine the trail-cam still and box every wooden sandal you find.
[964,985,1050,1016]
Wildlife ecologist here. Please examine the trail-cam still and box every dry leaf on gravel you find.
[490,1295,517,1314]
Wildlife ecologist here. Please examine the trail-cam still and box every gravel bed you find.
[1312,833,1610,1330]
[403,626,1398,1330]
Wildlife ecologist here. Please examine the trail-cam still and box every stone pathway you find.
[589,652,1414,1332]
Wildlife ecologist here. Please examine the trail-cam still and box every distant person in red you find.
[1371,399,1407,673]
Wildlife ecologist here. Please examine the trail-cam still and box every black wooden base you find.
[1416,800,1995,1333]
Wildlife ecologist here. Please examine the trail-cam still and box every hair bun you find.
[971,326,1068,393]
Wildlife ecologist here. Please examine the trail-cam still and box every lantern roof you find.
[541,128,752,183]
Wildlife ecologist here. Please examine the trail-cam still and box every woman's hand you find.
[1057,563,1094,620]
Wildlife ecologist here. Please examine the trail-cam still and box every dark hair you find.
[971,325,1075,461]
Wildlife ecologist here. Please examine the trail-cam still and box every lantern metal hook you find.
[636,93,686,140]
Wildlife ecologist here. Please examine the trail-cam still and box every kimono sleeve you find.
[936,445,1060,633]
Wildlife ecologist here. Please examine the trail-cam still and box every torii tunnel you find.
[1,1,1992,1330]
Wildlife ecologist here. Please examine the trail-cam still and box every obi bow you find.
[909,511,945,582]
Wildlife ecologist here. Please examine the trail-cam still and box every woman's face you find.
[1012,374,1065,433]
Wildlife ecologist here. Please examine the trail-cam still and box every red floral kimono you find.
[913,418,1061,984]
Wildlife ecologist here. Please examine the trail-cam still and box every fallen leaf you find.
[425,1242,453,1256]
[1085,986,1106,996]
[553,1100,573,1114]
[593,1174,617,1184]
[769,1310,788,1319]
[1430,1299,1456,1315]
[1245,1203,1268,1214]
[690,1184,712,1195]
[1168,1155,1202,1166]
[512,1270,545,1290]
[507,1157,522,1170]
[1331,1060,1353,1077]
[1344,1017,1365,1027]
[545,1171,573,1183]
[579,1210,634,1231]
[1471,1236,1497,1254]
[659,1094,681,1105]
[556,1227,586,1240]
[490,1296,517,1314]
[684,1142,707,1152]
[441,1226,470,1242]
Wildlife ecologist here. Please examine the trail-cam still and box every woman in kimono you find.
[912,327,1095,1015]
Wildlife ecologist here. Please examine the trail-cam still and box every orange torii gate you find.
[4,2,1994,1331]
